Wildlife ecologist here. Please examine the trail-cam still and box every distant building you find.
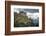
[19,11,26,16]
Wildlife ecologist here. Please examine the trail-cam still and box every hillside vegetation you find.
[14,12,32,27]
